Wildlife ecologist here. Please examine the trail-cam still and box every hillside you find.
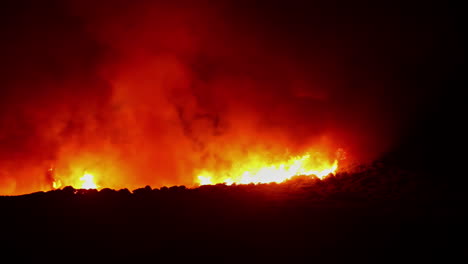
[1,163,464,263]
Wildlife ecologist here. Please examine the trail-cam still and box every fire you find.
[79,173,99,189]
[51,169,100,190]
[197,175,214,185]
[196,152,338,185]
[44,149,339,192]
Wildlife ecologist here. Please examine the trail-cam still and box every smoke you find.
[0,0,458,194]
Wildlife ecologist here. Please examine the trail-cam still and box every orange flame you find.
[47,149,339,191]
[52,170,99,190]
[196,152,338,185]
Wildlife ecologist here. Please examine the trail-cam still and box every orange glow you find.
[196,151,338,185]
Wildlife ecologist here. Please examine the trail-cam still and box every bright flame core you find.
[79,173,98,189]
[52,171,99,190]
[196,152,338,185]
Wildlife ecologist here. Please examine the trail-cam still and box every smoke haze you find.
[0,0,461,194]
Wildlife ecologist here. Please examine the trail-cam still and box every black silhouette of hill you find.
[1,162,464,263]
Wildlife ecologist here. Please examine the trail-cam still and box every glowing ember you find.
[79,173,98,189]
[196,152,338,185]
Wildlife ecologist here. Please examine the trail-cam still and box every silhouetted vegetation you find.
[0,163,464,263]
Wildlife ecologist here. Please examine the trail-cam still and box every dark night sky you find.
[0,0,464,194]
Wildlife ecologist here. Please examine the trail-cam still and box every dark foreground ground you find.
[1,163,465,263]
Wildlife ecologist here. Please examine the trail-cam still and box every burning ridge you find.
[5,162,441,201]
[1,162,461,263]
